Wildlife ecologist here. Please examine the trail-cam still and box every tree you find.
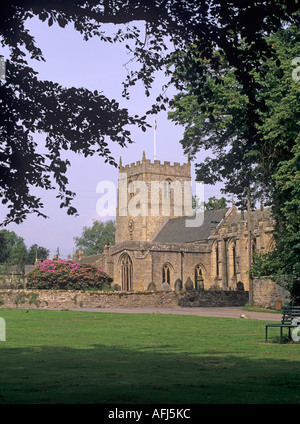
[168,26,300,275]
[74,219,116,255]
[0,229,27,271]
[168,46,268,207]
[192,195,227,213]
[0,2,147,226]
[0,1,297,225]
[27,244,50,265]
[205,197,227,211]
[255,27,300,276]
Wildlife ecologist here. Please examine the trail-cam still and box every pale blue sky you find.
[1,17,225,259]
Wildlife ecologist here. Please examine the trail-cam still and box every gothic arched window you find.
[120,254,133,291]
[215,243,219,276]
[195,264,204,289]
[162,263,171,285]
[232,244,237,276]
[128,180,134,200]
[163,179,172,199]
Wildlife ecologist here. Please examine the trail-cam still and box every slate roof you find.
[24,265,35,275]
[230,207,273,224]
[78,253,104,264]
[152,208,229,243]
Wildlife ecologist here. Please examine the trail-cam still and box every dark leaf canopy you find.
[0,0,298,223]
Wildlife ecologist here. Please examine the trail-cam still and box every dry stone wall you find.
[0,289,249,310]
[0,279,290,310]
[253,277,291,309]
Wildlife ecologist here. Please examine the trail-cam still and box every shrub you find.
[26,259,113,291]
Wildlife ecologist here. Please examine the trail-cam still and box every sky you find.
[1,16,226,260]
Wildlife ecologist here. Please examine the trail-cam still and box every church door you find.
[121,254,133,291]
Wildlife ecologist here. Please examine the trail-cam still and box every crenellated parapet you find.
[119,151,190,178]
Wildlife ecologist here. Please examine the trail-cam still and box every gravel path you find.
[68,306,282,321]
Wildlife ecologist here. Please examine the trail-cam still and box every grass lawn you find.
[0,308,299,404]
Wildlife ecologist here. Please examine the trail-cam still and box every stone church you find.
[74,152,275,292]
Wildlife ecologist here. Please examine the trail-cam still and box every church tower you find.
[115,152,192,244]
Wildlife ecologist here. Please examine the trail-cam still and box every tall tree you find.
[0,1,298,224]
[74,219,116,255]
[205,197,227,211]
[192,195,227,213]
[0,1,147,225]
[168,26,300,275]
[27,244,50,264]
[255,27,300,276]
[0,229,27,271]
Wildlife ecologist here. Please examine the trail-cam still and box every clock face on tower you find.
[128,219,134,233]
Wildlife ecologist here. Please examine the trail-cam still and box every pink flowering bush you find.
[26,259,113,290]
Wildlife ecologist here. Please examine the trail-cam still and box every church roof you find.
[78,253,104,264]
[152,208,229,243]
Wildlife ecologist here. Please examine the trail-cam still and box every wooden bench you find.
[265,306,300,343]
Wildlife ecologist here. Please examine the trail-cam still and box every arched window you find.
[227,239,237,284]
[128,180,134,200]
[232,244,237,276]
[162,263,171,285]
[215,243,219,276]
[195,264,204,290]
[252,238,256,259]
[120,254,133,291]
[163,179,172,199]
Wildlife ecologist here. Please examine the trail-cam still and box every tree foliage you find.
[0,1,298,224]
[27,243,50,265]
[0,229,50,272]
[258,27,300,276]
[0,1,147,225]
[169,25,300,275]
[192,195,227,213]
[205,196,227,211]
[169,27,299,203]
[0,229,27,269]
[74,219,116,255]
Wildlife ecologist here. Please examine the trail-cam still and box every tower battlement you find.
[119,152,190,178]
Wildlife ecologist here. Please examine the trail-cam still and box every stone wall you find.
[0,289,249,310]
[1,279,290,311]
[178,290,249,307]
[253,277,291,309]
[0,276,26,289]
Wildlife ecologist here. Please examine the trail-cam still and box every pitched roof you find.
[24,265,35,275]
[78,253,104,264]
[152,208,229,243]
[0,264,35,275]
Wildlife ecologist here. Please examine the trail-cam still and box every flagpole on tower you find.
[154,117,157,160]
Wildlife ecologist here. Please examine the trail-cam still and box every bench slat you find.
[265,306,300,343]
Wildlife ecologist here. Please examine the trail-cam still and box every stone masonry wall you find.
[253,277,291,309]
[1,280,289,310]
[0,289,249,310]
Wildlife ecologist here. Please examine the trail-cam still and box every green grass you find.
[0,308,299,404]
